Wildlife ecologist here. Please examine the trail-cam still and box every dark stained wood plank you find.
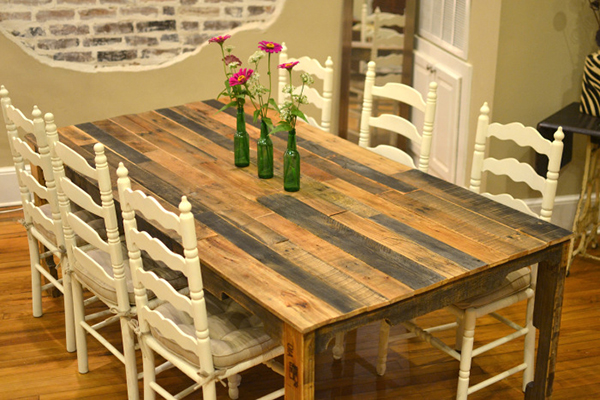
[368,213,486,271]
[195,211,363,314]
[257,194,445,289]
[395,169,573,243]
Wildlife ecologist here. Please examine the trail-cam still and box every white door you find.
[412,49,462,183]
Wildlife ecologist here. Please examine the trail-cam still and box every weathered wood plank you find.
[258,194,445,290]
[324,177,510,263]
[196,211,363,314]
[395,169,573,243]
[255,211,414,302]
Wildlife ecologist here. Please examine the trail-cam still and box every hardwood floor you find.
[1,207,599,399]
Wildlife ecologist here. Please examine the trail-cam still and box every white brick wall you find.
[0,0,283,71]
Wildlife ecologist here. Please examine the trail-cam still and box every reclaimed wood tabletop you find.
[57,99,572,400]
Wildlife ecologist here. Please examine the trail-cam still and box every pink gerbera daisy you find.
[229,68,254,86]
[209,34,231,44]
[278,61,299,70]
[258,41,282,54]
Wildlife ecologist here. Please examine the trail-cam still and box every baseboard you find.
[0,166,22,207]
[525,194,579,231]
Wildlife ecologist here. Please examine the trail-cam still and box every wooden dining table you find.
[56,99,572,399]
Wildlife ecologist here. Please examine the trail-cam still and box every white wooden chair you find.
[358,61,438,172]
[116,162,285,400]
[0,85,75,353]
[47,134,140,400]
[378,102,565,399]
[278,42,334,132]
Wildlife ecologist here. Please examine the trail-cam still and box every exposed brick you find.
[163,6,175,16]
[49,24,90,36]
[178,7,219,17]
[97,49,137,62]
[54,52,93,62]
[94,22,134,34]
[100,0,131,4]
[160,33,179,42]
[57,0,95,4]
[203,20,241,31]
[125,36,159,46]
[10,26,45,38]
[225,7,243,17]
[37,38,79,50]
[29,27,45,37]
[141,48,180,58]
[181,21,199,31]
[79,8,118,20]
[83,37,122,46]
[206,0,241,2]
[13,0,51,5]
[36,9,76,22]
[136,20,176,32]
[181,0,197,5]
[0,12,32,22]
[120,7,159,16]
[248,6,274,16]
[184,33,207,46]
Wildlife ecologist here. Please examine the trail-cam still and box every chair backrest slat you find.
[469,102,565,222]
[359,61,438,172]
[278,43,334,132]
[117,162,214,373]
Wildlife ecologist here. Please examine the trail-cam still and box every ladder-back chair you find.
[378,102,565,399]
[0,85,75,352]
[358,61,438,172]
[278,42,334,133]
[116,162,284,400]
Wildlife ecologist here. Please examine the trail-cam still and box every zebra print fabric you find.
[580,51,600,116]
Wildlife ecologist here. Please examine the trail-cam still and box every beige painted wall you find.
[0,0,344,168]
[490,0,597,197]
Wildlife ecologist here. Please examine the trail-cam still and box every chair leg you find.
[28,236,43,318]
[121,318,140,400]
[202,381,217,400]
[456,309,476,400]
[455,314,465,351]
[376,320,391,376]
[227,374,242,400]
[72,277,89,374]
[62,268,76,352]
[332,332,345,360]
[142,344,156,400]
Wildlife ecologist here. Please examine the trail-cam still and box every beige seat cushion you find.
[150,293,279,369]
[455,267,531,309]
[74,243,188,306]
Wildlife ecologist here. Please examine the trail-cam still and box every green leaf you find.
[292,109,308,122]
[217,100,238,113]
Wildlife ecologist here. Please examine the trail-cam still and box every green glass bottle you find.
[233,100,250,167]
[257,119,273,179]
[283,129,300,192]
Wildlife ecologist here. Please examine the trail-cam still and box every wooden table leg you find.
[525,242,568,399]
[284,325,315,399]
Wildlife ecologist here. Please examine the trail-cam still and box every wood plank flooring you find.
[1,207,598,400]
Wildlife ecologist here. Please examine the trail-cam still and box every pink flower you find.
[209,34,231,44]
[258,41,282,54]
[278,61,299,70]
[229,68,254,86]
[223,54,241,66]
